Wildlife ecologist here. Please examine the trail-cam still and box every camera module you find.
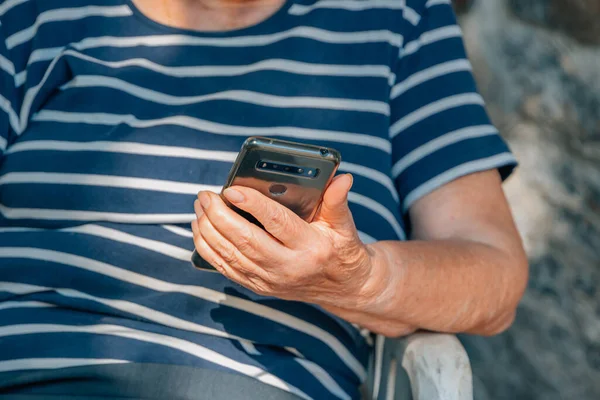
[257,160,318,178]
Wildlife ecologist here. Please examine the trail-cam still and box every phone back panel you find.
[223,137,341,223]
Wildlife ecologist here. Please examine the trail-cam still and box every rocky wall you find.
[457,1,600,398]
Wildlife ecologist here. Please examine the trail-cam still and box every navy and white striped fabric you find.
[0,0,516,398]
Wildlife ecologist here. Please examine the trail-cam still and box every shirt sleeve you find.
[0,21,17,158]
[390,0,517,214]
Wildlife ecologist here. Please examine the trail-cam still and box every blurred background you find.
[452,0,600,399]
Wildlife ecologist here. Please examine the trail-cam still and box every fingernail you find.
[199,193,211,209]
[223,188,245,204]
[194,199,203,218]
[346,173,354,187]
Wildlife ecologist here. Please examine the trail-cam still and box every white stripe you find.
[0,0,28,16]
[0,205,195,224]
[0,301,55,310]
[425,0,451,7]
[0,215,378,246]
[59,49,391,80]
[28,46,63,65]
[296,358,351,400]
[0,93,20,133]
[15,70,27,87]
[239,340,262,356]
[0,323,311,400]
[63,225,193,261]
[6,6,132,50]
[356,326,374,346]
[357,231,377,244]
[0,281,248,343]
[0,53,15,75]
[348,192,405,240]
[5,139,238,163]
[384,358,398,400]
[0,248,367,380]
[71,28,404,50]
[6,140,396,201]
[289,0,404,15]
[403,153,516,211]
[339,162,398,202]
[390,93,485,138]
[391,59,472,99]
[401,25,462,58]
[0,172,221,195]
[0,224,192,261]
[372,334,385,400]
[19,49,65,133]
[61,75,389,116]
[400,0,421,26]
[0,358,129,373]
[0,198,397,244]
[285,347,305,358]
[388,71,396,86]
[0,136,6,152]
[162,224,194,238]
[33,110,392,153]
[392,125,499,178]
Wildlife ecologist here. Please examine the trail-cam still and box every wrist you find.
[357,242,405,315]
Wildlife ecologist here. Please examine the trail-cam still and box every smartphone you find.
[192,136,341,270]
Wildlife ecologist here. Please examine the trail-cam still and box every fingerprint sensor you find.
[269,184,287,196]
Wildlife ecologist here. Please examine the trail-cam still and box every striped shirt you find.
[0,0,516,398]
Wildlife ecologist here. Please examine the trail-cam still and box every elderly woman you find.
[0,0,528,399]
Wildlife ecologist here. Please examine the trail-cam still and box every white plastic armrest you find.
[366,333,473,400]
[402,333,473,400]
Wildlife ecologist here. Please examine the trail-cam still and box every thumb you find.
[314,173,355,230]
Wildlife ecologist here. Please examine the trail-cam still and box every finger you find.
[313,173,355,231]
[194,199,203,220]
[193,227,244,283]
[197,191,287,258]
[221,186,308,246]
[194,226,276,297]
[197,212,269,279]
[191,217,199,236]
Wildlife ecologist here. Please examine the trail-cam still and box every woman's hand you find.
[192,170,527,338]
[191,174,389,311]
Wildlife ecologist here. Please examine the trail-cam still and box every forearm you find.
[323,239,527,337]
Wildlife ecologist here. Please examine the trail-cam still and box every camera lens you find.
[320,148,329,156]
[284,166,291,172]
[297,168,304,173]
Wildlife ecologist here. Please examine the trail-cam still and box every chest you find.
[39,41,393,142]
